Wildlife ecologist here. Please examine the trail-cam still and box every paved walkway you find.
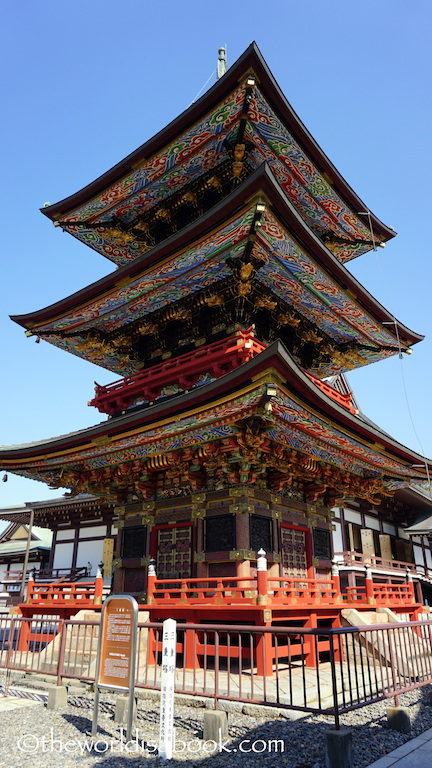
[368,727,432,768]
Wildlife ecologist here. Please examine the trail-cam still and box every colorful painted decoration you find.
[30,203,401,377]
[0,378,424,499]
[55,78,384,265]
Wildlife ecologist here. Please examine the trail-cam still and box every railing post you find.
[332,559,342,603]
[147,559,156,604]
[26,572,34,604]
[365,565,375,605]
[56,620,67,686]
[17,618,31,652]
[93,566,103,606]
[256,548,269,605]
[406,567,416,604]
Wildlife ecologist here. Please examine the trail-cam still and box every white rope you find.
[383,319,432,494]
[189,69,216,106]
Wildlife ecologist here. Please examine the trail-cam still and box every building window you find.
[313,528,331,560]
[205,515,235,552]
[250,515,272,553]
[121,526,147,559]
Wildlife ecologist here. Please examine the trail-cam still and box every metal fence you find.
[1,615,432,727]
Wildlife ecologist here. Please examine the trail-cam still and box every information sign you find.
[92,594,138,741]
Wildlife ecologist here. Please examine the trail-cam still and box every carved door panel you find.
[281,527,308,578]
[157,526,192,579]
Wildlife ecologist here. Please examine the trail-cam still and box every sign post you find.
[92,594,138,741]
[159,618,177,760]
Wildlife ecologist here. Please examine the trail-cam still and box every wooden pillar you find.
[235,511,251,580]
[19,508,34,602]
[112,506,126,593]
[191,493,206,579]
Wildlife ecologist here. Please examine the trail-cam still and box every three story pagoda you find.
[1,43,430,611]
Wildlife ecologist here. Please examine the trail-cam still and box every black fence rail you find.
[0,615,431,727]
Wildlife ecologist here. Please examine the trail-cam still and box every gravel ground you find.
[1,682,432,768]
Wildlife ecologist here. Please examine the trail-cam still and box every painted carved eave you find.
[40,42,394,265]
[10,166,422,379]
[0,342,429,495]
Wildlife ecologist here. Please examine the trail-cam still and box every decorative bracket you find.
[229,549,255,561]
[230,503,254,515]
[191,506,206,520]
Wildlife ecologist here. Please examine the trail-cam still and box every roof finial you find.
[217,46,227,79]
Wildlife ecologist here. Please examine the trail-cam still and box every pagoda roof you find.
[0,342,429,500]
[13,165,421,378]
[41,43,394,265]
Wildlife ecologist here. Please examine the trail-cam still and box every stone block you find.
[386,706,411,733]
[46,685,68,710]
[206,699,242,713]
[242,703,281,717]
[326,728,352,768]
[114,695,137,724]
[203,710,228,743]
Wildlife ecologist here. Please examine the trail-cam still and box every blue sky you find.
[1,0,431,508]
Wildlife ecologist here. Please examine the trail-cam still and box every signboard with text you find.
[98,596,136,689]
[92,594,138,741]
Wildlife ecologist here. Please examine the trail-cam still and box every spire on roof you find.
[217,46,227,79]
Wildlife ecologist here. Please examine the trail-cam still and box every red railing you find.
[26,580,100,606]
[89,328,266,415]
[305,372,357,413]
[1,566,88,585]
[334,551,426,577]
[269,577,336,604]
[21,570,417,612]
[147,573,417,609]
[151,576,257,605]
[372,583,413,605]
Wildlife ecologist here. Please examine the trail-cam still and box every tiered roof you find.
[15,166,420,377]
[42,43,394,265]
[2,43,429,505]
[0,344,428,505]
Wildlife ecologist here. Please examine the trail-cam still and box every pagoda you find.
[1,43,430,623]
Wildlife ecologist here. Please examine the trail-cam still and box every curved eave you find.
[40,42,395,244]
[13,165,422,347]
[0,341,429,478]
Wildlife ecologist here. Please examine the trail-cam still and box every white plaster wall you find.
[344,509,362,525]
[53,542,74,570]
[79,525,107,539]
[413,544,425,567]
[383,522,396,536]
[332,521,344,558]
[0,564,8,581]
[76,540,104,575]
[56,529,76,541]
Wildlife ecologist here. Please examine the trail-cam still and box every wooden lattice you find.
[157,526,192,579]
